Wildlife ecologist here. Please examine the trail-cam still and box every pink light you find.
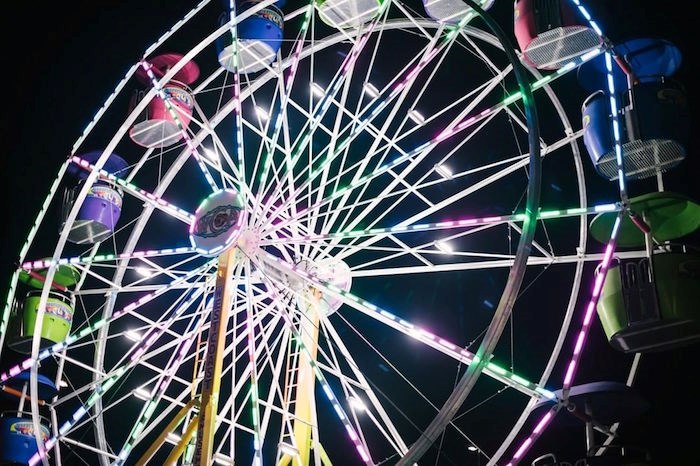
[436,127,456,141]
[513,437,532,459]
[601,244,615,267]
[573,330,586,355]
[592,272,605,298]
[583,301,596,326]
[563,360,576,386]
[458,116,477,130]
[458,219,477,226]
[533,410,553,434]
[357,445,370,462]
[131,349,145,362]
[436,221,456,227]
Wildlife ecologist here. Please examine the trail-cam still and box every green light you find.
[487,363,507,375]
[145,401,157,418]
[132,421,145,438]
[532,75,553,88]
[511,374,530,386]
[502,92,522,106]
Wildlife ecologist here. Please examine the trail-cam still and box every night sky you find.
[2,1,700,465]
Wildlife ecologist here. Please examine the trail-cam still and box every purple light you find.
[533,409,553,434]
[583,301,596,326]
[513,437,532,459]
[563,360,576,386]
[573,330,586,355]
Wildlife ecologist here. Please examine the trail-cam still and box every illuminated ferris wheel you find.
[1,1,697,465]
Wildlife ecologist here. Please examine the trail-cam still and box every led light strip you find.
[0,260,215,385]
[249,252,375,464]
[505,213,623,466]
[20,246,196,271]
[223,0,247,187]
[258,11,481,228]
[505,0,633,462]
[262,252,557,400]
[70,155,194,224]
[139,61,219,192]
[262,203,620,244]
[257,4,314,190]
[115,293,209,464]
[258,23,375,219]
[264,45,605,238]
[32,289,207,466]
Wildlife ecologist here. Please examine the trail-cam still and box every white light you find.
[124,330,141,342]
[348,396,367,412]
[166,432,181,444]
[134,388,151,400]
[468,445,478,452]
[214,454,234,465]
[310,82,325,97]
[434,164,453,179]
[203,147,219,161]
[435,240,454,254]
[135,267,153,278]
[254,105,269,121]
[279,442,299,456]
[364,82,379,98]
[408,109,425,125]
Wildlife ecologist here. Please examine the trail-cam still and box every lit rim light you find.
[135,266,153,278]
[214,454,234,465]
[408,109,425,124]
[348,396,367,412]
[254,105,269,121]
[165,432,181,444]
[124,330,141,342]
[363,82,379,97]
[467,445,478,452]
[434,163,453,179]
[134,388,151,400]
[310,81,325,97]
[203,147,218,161]
[279,442,299,455]
[435,240,454,253]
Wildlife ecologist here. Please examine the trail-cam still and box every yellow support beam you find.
[279,289,322,466]
[164,415,199,465]
[192,249,238,466]
[135,398,199,466]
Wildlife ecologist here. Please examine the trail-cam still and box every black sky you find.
[2,1,700,465]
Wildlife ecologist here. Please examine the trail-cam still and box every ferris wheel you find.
[1,1,697,465]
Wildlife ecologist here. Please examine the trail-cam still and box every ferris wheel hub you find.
[294,257,352,316]
[189,189,247,257]
[236,228,261,257]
